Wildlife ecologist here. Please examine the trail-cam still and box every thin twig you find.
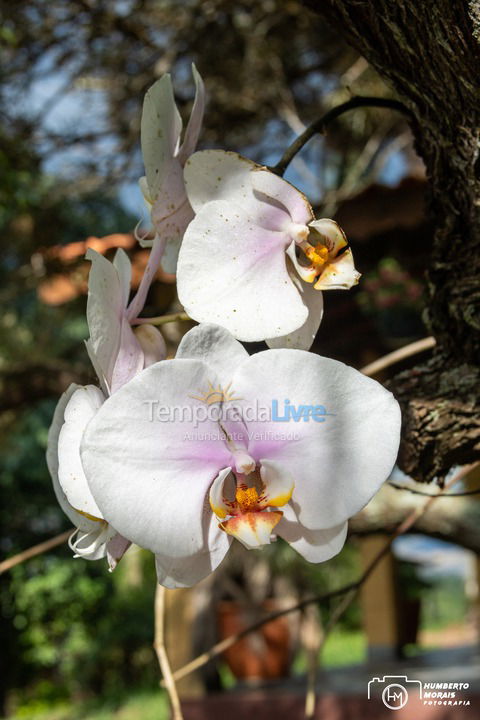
[303,604,322,718]
[304,584,359,718]
[0,530,73,575]
[360,336,436,377]
[132,311,191,327]
[271,96,412,176]
[165,463,477,685]
[154,584,184,720]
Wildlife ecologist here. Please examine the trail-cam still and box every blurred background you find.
[1,1,479,718]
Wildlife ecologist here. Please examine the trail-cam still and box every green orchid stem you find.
[132,312,192,327]
[271,95,413,176]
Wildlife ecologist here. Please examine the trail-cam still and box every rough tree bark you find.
[305,0,480,482]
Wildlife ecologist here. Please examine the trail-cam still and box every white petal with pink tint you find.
[251,169,313,226]
[47,384,101,533]
[177,200,308,341]
[177,64,205,165]
[266,267,323,350]
[176,323,249,386]
[86,249,124,389]
[81,359,232,557]
[110,317,144,394]
[141,74,182,200]
[58,385,106,518]
[134,324,167,366]
[230,348,401,529]
[155,510,231,589]
[276,504,348,563]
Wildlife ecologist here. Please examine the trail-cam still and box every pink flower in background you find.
[177,151,360,350]
[139,65,205,272]
[80,324,400,588]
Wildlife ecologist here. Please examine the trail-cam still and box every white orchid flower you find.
[85,247,166,395]
[176,150,360,350]
[47,384,131,568]
[80,324,400,589]
[139,65,205,273]
[46,251,167,565]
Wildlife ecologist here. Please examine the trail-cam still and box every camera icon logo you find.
[367,675,423,710]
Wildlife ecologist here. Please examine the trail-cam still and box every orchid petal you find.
[141,74,182,199]
[69,523,116,561]
[314,248,361,290]
[177,64,205,165]
[110,317,144,394]
[139,175,152,206]
[85,340,109,396]
[47,384,98,532]
[150,158,189,225]
[285,240,317,283]
[106,533,132,571]
[58,385,106,518]
[231,349,401,529]
[277,504,348,562]
[251,169,313,226]
[258,459,295,508]
[151,198,194,273]
[81,359,232,557]
[134,324,167,366]
[113,248,132,308]
[309,218,348,256]
[177,200,308,341]
[176,323,249,385]
[209,467,234,519]
[220,511,282,549]
[266,266,323,350]
[184,150,290,230]
[86,249,123,388]
[155,512,231,589]
[184,150,256,213]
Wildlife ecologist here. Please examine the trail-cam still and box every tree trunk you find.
[305,0,480,481]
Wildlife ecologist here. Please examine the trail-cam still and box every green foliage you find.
[266,537,363,630]
[5,550,158,712]
[4,689,169,720]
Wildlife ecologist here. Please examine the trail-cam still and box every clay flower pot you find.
[217,600,292,681]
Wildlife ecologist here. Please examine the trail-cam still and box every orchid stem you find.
[154,584,184,720]
[132,312,191,327]
[271,96,412,176]
[127,235,166,323]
